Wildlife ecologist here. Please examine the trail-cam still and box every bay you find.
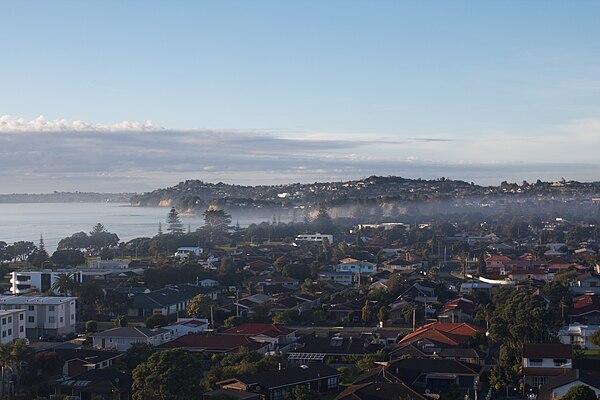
[0,203,282,253]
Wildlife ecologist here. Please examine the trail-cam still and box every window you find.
[71,314,75,320]
[60,317,63,323]
[28,306,34,311]
[19,314,23,321]
[7,329,11,336]
[19,326,23,333]
[49,306,55,312]
[1,331,5,338]
[554,359,568,367]
[327,377,338,389]
[7,317,11,323]
[529,358,543,367]
[531,376,547,387]
[28,316,34,323]
[1,318,5,325]
[48,316,55,323]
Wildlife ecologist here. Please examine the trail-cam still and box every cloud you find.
[0,115,598,193]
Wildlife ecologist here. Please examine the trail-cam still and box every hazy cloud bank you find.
[0,115,598,193]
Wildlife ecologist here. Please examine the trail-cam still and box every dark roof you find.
[291,334,373,356]
[228,364,340,389]
[386,358,483,385]
[222,323,295,337]
[56,369,132,393]
[158,333,265,352]
[132,283,208,309]
[336,382,427,400]
[522,344,573,359]
[539,369,600,399]
[51,348,122,365]
[204,389,262,400]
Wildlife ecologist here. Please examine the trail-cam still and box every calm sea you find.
[0,203,282,252]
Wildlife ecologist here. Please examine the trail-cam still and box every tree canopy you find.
[562,384,598,400]
[132,348,204,400]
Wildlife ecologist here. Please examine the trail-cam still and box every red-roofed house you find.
[436,297,477,323]
[399,322,482,347]
[485,256,513,275]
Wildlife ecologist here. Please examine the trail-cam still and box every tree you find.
[52,273,77,295]
[378,306,389,323]
[58,231,91,250]
[9,241,36,262]
[124,343,156,371]
[51,249,85,267]
[85,320,98,333]
[272,310,294,325]
[187,295,212,318]
[284,384,318,400]
[30,234,50,267]
[361,299,372,323]
[313,203,334,233]
[202,207,232,243]
[489,345,518,393]
[145,313,169,328]
[11,339,35,385]
[132,348,203,400]
[89,223,120,251]
[562,384,598,400]
[590,329,600,348]
[166,207,184,235]
[114,315,128,327]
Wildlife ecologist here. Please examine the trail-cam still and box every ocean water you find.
[0,203,280,252]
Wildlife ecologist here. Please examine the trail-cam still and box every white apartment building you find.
[0,309,27,344]
[10,270,83,295]
[295,233,334,243]
[0,296,77,339]
[558,324,600,350]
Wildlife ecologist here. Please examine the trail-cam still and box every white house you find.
[539,369,600,399]
[92,327,171,351]
[522,344,573,387]
[10,270,83,295]
[0,296,77,339]
[0,309,26,344]
[558,324,600,350]
[163,318,210,339]
[334,258,377,275]
[294,233,334,244]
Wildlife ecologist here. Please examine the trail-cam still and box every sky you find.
[1,1,600,193]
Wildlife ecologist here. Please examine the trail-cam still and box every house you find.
[9,270,83,295]
[355,358,483,394]
[325,300,364,322]
[538,369,600,400]
[485,255,513,275]
[398,322,482,347]
[222,323,297,346]
[218,363,341,400]
[558,324,600,350]
[163,318,210,339]
[244,275,299,290]
[0,295,77,339]
[0,309,26,344]
[53,368,132,400]
[436,296,477,323]
[334,258,377,275]
[158,333,270,354]
[199,279,220,287]
[508,269,551,283]
[128,283,218,319]
[204,389,262,400]
[319,271,355,286]
[399,283,437,304]
[269,294,320,314]
[288,332,379,364]
[567,294,600,324]
[336,382,427,400]
[92,327,171,351]
[51,348,123,378]
[569,273,600,295]
[389,342,484,366]
[522,344,573,387]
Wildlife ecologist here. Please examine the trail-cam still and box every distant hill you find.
[130,176,600,219]
[0,192,134,204]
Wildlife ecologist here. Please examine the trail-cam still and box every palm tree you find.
[10,339,34,387]
[0,343,15,397]
[52,273,76,296]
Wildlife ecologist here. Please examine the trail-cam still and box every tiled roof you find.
[131,284,208,309]
[336,382,427,400]
[230,364,340,389]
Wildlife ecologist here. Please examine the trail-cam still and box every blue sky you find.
[1,1,599,192]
